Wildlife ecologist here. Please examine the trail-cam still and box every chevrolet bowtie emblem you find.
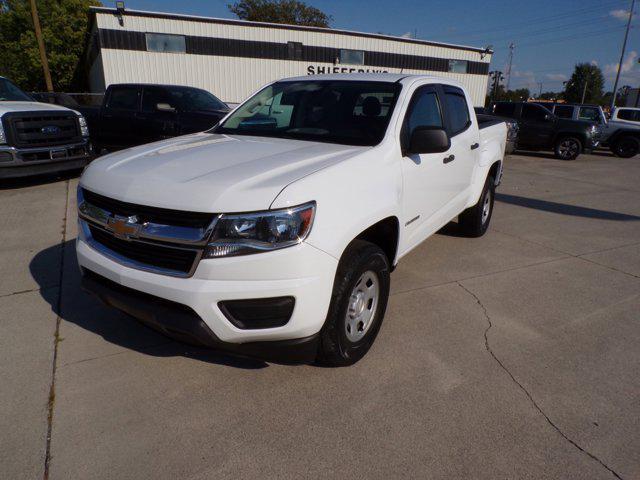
[106,215,141,240]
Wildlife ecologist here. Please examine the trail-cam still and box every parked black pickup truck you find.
[80,84,230,152]
[489,102,601,160]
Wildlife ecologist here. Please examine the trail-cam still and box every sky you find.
[117,0,639,94]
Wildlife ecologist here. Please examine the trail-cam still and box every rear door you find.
[440,85,478,203]
[99,86,142,149]
[518,103,555,147]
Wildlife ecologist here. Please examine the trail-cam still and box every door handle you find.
[443,154,455,164]
[470,143,480,150]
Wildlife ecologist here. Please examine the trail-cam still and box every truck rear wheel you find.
[611,136,640,158]
[458,175,495,238]
[317,240,390,367]
[554,136,582,160]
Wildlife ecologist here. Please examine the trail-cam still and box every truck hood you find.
[80,133,365,212]
[0,101,78,116]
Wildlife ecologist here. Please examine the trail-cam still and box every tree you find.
[0,0,101,92]
[228,0,332,27]
[563,63,605,104]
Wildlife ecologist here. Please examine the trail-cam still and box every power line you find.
[454,15,615,44]
[434,0,627,39]
[517,27,624,49]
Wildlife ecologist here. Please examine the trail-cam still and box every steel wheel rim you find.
[345,270,379,342]
[482,189,492,224]
[559,140,578,159]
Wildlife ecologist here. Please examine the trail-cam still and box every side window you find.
[142,87,173,112]
[493,103,516,118]
[406,89,443,136]
[554,105,574,119]
[617,109,639,121]
[578,107,600,122]
[107,87,140,111]
[444,87,471,135]
[522,104,550,121]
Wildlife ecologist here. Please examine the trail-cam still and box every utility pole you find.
[611,0,635,110]
[581,79,588,104]
[538,81,543,98]
[29,0,53,92]
[505,43,515,91]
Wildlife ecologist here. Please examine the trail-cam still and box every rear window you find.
[578,107,600,122]
[444,86,471,134]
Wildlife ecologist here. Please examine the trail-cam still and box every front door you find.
[401,85,459,252]
[99,86,143,150]
[518,103,555,147]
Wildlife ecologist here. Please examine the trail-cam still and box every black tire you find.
[611,136,640,158]
[317,240,390,367]
[554,136,582,160]
[458,175,495,238]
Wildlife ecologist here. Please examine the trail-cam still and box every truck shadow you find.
[495,193,640,221]
[30,241,268,370]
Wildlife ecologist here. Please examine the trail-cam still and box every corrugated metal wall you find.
[94,11,491,105]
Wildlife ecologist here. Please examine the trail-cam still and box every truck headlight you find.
[203,202,316,258]
[0,119,6,144]
[77,115,89,137]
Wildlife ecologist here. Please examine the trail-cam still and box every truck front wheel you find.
[317,240,390,367]
[611,136,640,158]
[554,136,582,160]
[459,175,495,238]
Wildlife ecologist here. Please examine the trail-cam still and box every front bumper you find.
[76,229,338,355]
[0,141,92,179]
[81,270,320,363]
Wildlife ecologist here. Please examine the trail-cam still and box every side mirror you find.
[156,102,176,113]
[407,127,450,154]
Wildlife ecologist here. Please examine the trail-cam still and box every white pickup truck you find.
[77,74,507,366]
[0,76,92,178]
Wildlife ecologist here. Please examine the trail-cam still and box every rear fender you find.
[466,134,503,209]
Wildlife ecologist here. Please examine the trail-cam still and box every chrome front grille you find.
[78,188,218,277]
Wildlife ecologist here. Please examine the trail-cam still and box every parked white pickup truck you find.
[77,74,507,366]
[0,76,92,178]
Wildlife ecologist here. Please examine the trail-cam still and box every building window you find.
[448,59,468,74]
[339,49,364,65]
[145,33,186,53]
[287,41,303,60]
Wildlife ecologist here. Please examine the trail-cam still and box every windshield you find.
[167,87,228,112]
[214,80,401,146]
[0,77,33,101]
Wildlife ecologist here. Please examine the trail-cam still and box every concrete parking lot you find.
[1,151,639,479]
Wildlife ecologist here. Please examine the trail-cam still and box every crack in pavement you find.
[43,179,69,480]
[457,281,625,480]
[0,285,58,299]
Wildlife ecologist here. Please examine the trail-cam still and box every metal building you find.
[86,6,493,105]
